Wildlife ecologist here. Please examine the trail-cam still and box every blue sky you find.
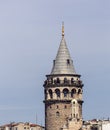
[0,0,110,125]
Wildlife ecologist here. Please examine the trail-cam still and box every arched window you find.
[48,89,53,99]
[54,79,57,84]
[78,89,81,94]
[71,78,74,84]
[56,111,60,117]
[63,88,69,97]
[55,89,60,98]
[56,78,60,84]
[71,89,76,97]
[64,78,68,84]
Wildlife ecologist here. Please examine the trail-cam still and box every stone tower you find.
[43,24,84,130]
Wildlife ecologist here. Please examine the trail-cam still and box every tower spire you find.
[62,22,64,37]
[51,23,76,75]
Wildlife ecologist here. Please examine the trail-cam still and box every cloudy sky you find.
[0,0,110,126]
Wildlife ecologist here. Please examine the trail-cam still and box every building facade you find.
[83,119,110,130]
[0,122,44,130]
[43,24,84,130]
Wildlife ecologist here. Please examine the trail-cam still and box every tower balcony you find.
[43,78,83,88]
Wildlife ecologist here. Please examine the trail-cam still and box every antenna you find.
[36,113,37,124]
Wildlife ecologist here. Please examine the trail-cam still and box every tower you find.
[43,24,84,130]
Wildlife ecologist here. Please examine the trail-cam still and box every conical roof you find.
[51,24,76,75]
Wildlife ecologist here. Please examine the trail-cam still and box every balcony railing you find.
[44,79,83,87]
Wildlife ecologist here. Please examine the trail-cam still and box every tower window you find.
[54,79,57,84]
[48,89,53,99]
[56,78,60,84]
[64,78,68,84]
[56,105,59,109]
[55,89,60,98]
[67,59,70,64]
[78,89,81,94]
[73,101,75,104]
[71,89,76,97]
[63,88,69,97]
[56,111,60,117]
[71,78,74,84]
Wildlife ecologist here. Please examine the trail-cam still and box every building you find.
[0,122,44,130]
[83,119,110,130]
[43,24,84,130]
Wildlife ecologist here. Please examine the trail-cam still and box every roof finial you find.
[62,22,64,37]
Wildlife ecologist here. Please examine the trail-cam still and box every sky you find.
[0,0,110,126]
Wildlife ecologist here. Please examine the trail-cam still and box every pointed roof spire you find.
[51,24,76,75]
[62,22,64,37]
